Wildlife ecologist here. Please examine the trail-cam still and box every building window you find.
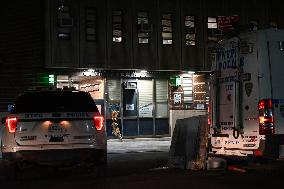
[85,7,97,41]
[207,17,221,42]
[137,11,150,44]
[185,16,196,46]
[112,10,123,43]
[57,2,73,40]
[161,13,173,45]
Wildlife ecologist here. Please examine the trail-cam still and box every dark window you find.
[185,16,196,46]
[85,7,97,41]
[57,2,73,40]
[161,13,173,45]
[112,10,123,43]
[137,11,151,44]
[12,91,99,113]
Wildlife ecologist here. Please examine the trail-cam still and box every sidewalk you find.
[107,137,171,154]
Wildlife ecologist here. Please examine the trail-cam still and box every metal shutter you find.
[155,80,168,117]
[156,80,168,103]
[107,79,121,101]
[182,74,193,104]
[138,80,153,117]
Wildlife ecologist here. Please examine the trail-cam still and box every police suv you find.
[0,89,107,167]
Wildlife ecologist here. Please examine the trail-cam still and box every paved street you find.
[0,137,284,189]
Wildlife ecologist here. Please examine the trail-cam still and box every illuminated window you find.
[85,7,97,41]
[161,13,173,45]
[207,17,221,42]
[208,17,217,29]
[137,11,150,44]
[112,10,123,43]
[185,16,196,46]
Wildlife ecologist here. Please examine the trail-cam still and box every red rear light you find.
[207,106,211,125]
[258,99,274,135]
[258,99,273,110]
[6,117,17,133]
[94,116,104,131]
[253,150,264,157]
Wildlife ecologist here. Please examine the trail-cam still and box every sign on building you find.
[217,15,240,31]
[169,86,184,110]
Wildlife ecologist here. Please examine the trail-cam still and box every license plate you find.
[49,136,64,142]
[48,125,65,133]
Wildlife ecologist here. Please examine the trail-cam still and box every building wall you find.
[46,0,284,71]
[1,0,284,112]
[0,1,46,112]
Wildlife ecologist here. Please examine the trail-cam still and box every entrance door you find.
[122,81,138,136]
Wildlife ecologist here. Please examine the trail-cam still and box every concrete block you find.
[206,157,227,170]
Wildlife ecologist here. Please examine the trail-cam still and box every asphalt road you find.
[0,138,284,189]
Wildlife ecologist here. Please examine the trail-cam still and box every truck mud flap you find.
[261,135,284,159]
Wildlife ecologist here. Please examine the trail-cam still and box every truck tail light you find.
[258,99,274,135]
[94,116,104,131]
[6,117,17,133]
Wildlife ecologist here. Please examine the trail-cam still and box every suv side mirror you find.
[1,117,6,124]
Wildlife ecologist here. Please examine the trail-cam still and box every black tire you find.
[95,164,107,178]
[1,160,17,181]
[0,141,17,181]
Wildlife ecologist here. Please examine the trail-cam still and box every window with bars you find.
[185,16,196,46]
[137,11,150,44]
[85,7,96,41]
[112,10,123,43]
[161,13,173,45]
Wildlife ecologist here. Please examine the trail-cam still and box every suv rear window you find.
[11,91,99,113]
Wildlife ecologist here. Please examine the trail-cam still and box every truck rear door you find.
[211,38,243,150]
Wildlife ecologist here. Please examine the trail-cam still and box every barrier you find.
[168,115,209,170]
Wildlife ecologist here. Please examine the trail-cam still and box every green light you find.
[48,74,55,85]
[170,76,181,87]
[175,77,181,86]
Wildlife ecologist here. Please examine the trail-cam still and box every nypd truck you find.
[209,29,284,159]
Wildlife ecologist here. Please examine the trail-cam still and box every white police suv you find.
[0,89,107,167]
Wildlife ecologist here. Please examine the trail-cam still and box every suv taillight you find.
[94,116,104,131]
[6,117,17,133]
[207,106,211,125]
[258,99,274,135]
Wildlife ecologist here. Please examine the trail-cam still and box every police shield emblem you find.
[245,82,253,96]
